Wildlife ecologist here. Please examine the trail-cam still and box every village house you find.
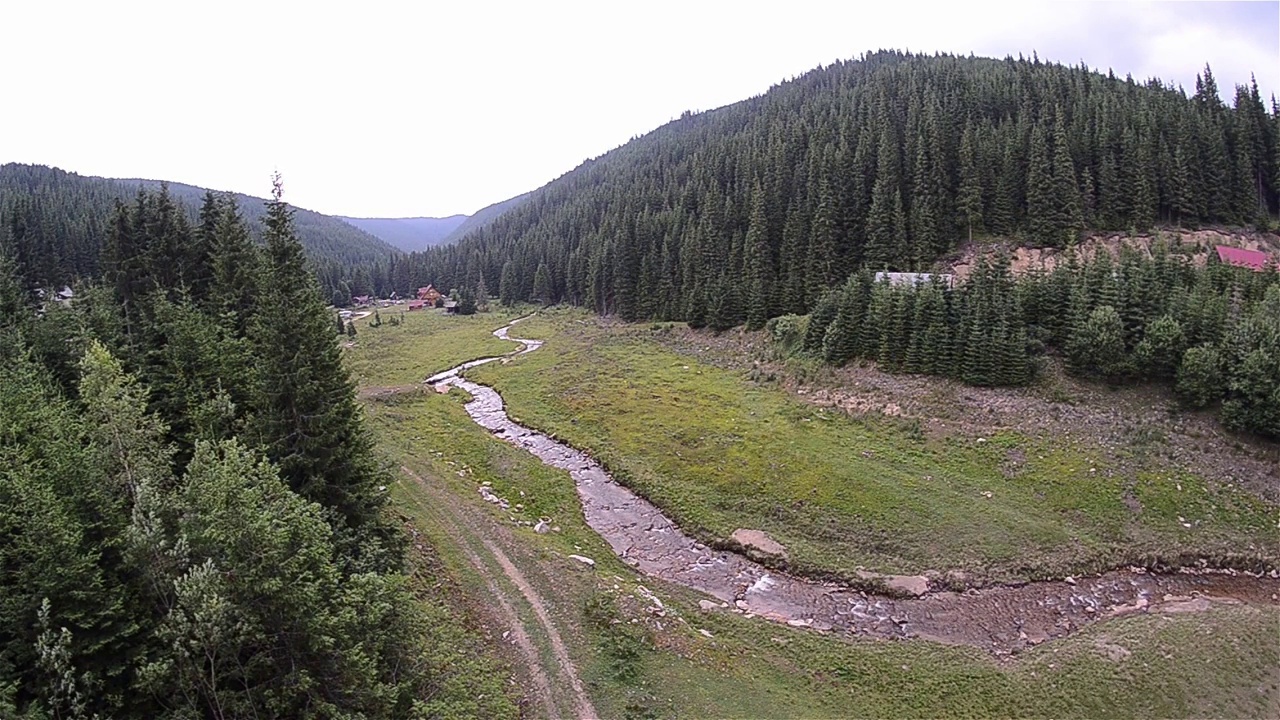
[874,271,955,289]
[406,299,427,311]
[352,294,372,306]
[417,285,442,305]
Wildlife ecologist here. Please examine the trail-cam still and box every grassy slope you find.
[352,309,1280,718]
[472,309,1278,584]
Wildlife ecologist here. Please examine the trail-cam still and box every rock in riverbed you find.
[730,528,788,559]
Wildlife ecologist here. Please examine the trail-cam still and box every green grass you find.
[341,307,522,387]
[471,309,1278,584]
[350,304,1280,712]
[371,391,1280,719]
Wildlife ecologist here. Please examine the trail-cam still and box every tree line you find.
[786,245,1279,438]
[0,163,398,302]
[389,51,1278,328]
[0,180,458,718]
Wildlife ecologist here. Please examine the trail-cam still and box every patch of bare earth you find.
[949,227,1280,279]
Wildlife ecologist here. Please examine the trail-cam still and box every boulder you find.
[855,570,931,597]
[730,528,788,559]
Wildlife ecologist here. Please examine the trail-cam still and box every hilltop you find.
[402,51,1277,326]
[339,215,467,252]
[0,163,397,292]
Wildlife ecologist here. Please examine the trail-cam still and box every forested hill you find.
[0,163,398,290]
[404,51,1279,325]
[338,214,467,252]
[439,191,532,244]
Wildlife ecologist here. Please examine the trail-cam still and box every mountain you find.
[404,51,1278,326]
[338,215,468,252]
[440,192,532,245]
[0,163,398,290]
[125,178,398,262]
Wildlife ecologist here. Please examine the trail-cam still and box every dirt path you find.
[400,465,598,720]
[425,318,1280,655]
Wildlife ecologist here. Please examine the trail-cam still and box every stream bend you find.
[426,317,1280,653]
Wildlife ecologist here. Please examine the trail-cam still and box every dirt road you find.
[399,465,598,720]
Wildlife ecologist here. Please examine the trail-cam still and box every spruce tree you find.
[807,177,839,297]
[208,195,260,336]
[246,175,392,567]
[532,262,552,305]
[865,128,904,268]
[1025,123,1056,244]
[1050,112,1083,246]
[821,292,858,365]
[744,186,773,330]
[956,120,983,243]
[803,291,839,354]
[499,259,519,306]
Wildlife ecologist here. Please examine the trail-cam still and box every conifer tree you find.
[807,177,839,297]
[246,175,392,566]
[1050,112,1083,246]
[1176,344,1224,408]
[208,195,260,335]
[956,120,984,243]
[499,259,519,306]
[803,291,839,353]
[532,262,552,305]
[744,186,773,330]
[1025,123,1056,244]
[821,285,862,365]
[865,128,904,268]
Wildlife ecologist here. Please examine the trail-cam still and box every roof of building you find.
[874,271,954,287]
[1215,245,1272,271]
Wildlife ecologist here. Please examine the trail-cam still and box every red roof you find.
[1215,245,1272,271]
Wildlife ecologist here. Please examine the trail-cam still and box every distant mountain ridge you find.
[338,215,467,252]
[441,192,532,245]
[0,163,397,291]
[122,178,398,261]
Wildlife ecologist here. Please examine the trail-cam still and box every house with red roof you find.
[1214,246,1275,272]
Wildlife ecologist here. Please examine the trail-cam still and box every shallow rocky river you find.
[427,318,1280,654]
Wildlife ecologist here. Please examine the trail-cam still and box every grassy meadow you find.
[472,309,1278,585]
[348,307,1280,718]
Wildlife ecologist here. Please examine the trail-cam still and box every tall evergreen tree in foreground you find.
[247,174,394,569]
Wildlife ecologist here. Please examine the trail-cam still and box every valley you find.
[348,308,1280,718]
[4,30,1279,718]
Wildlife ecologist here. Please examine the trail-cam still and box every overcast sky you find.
[1,1,1276,219]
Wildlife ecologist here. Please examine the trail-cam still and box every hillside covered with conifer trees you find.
[402,51,1279,322]
[0,163,398,300]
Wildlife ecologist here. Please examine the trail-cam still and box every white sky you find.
[1,0,1276,218]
